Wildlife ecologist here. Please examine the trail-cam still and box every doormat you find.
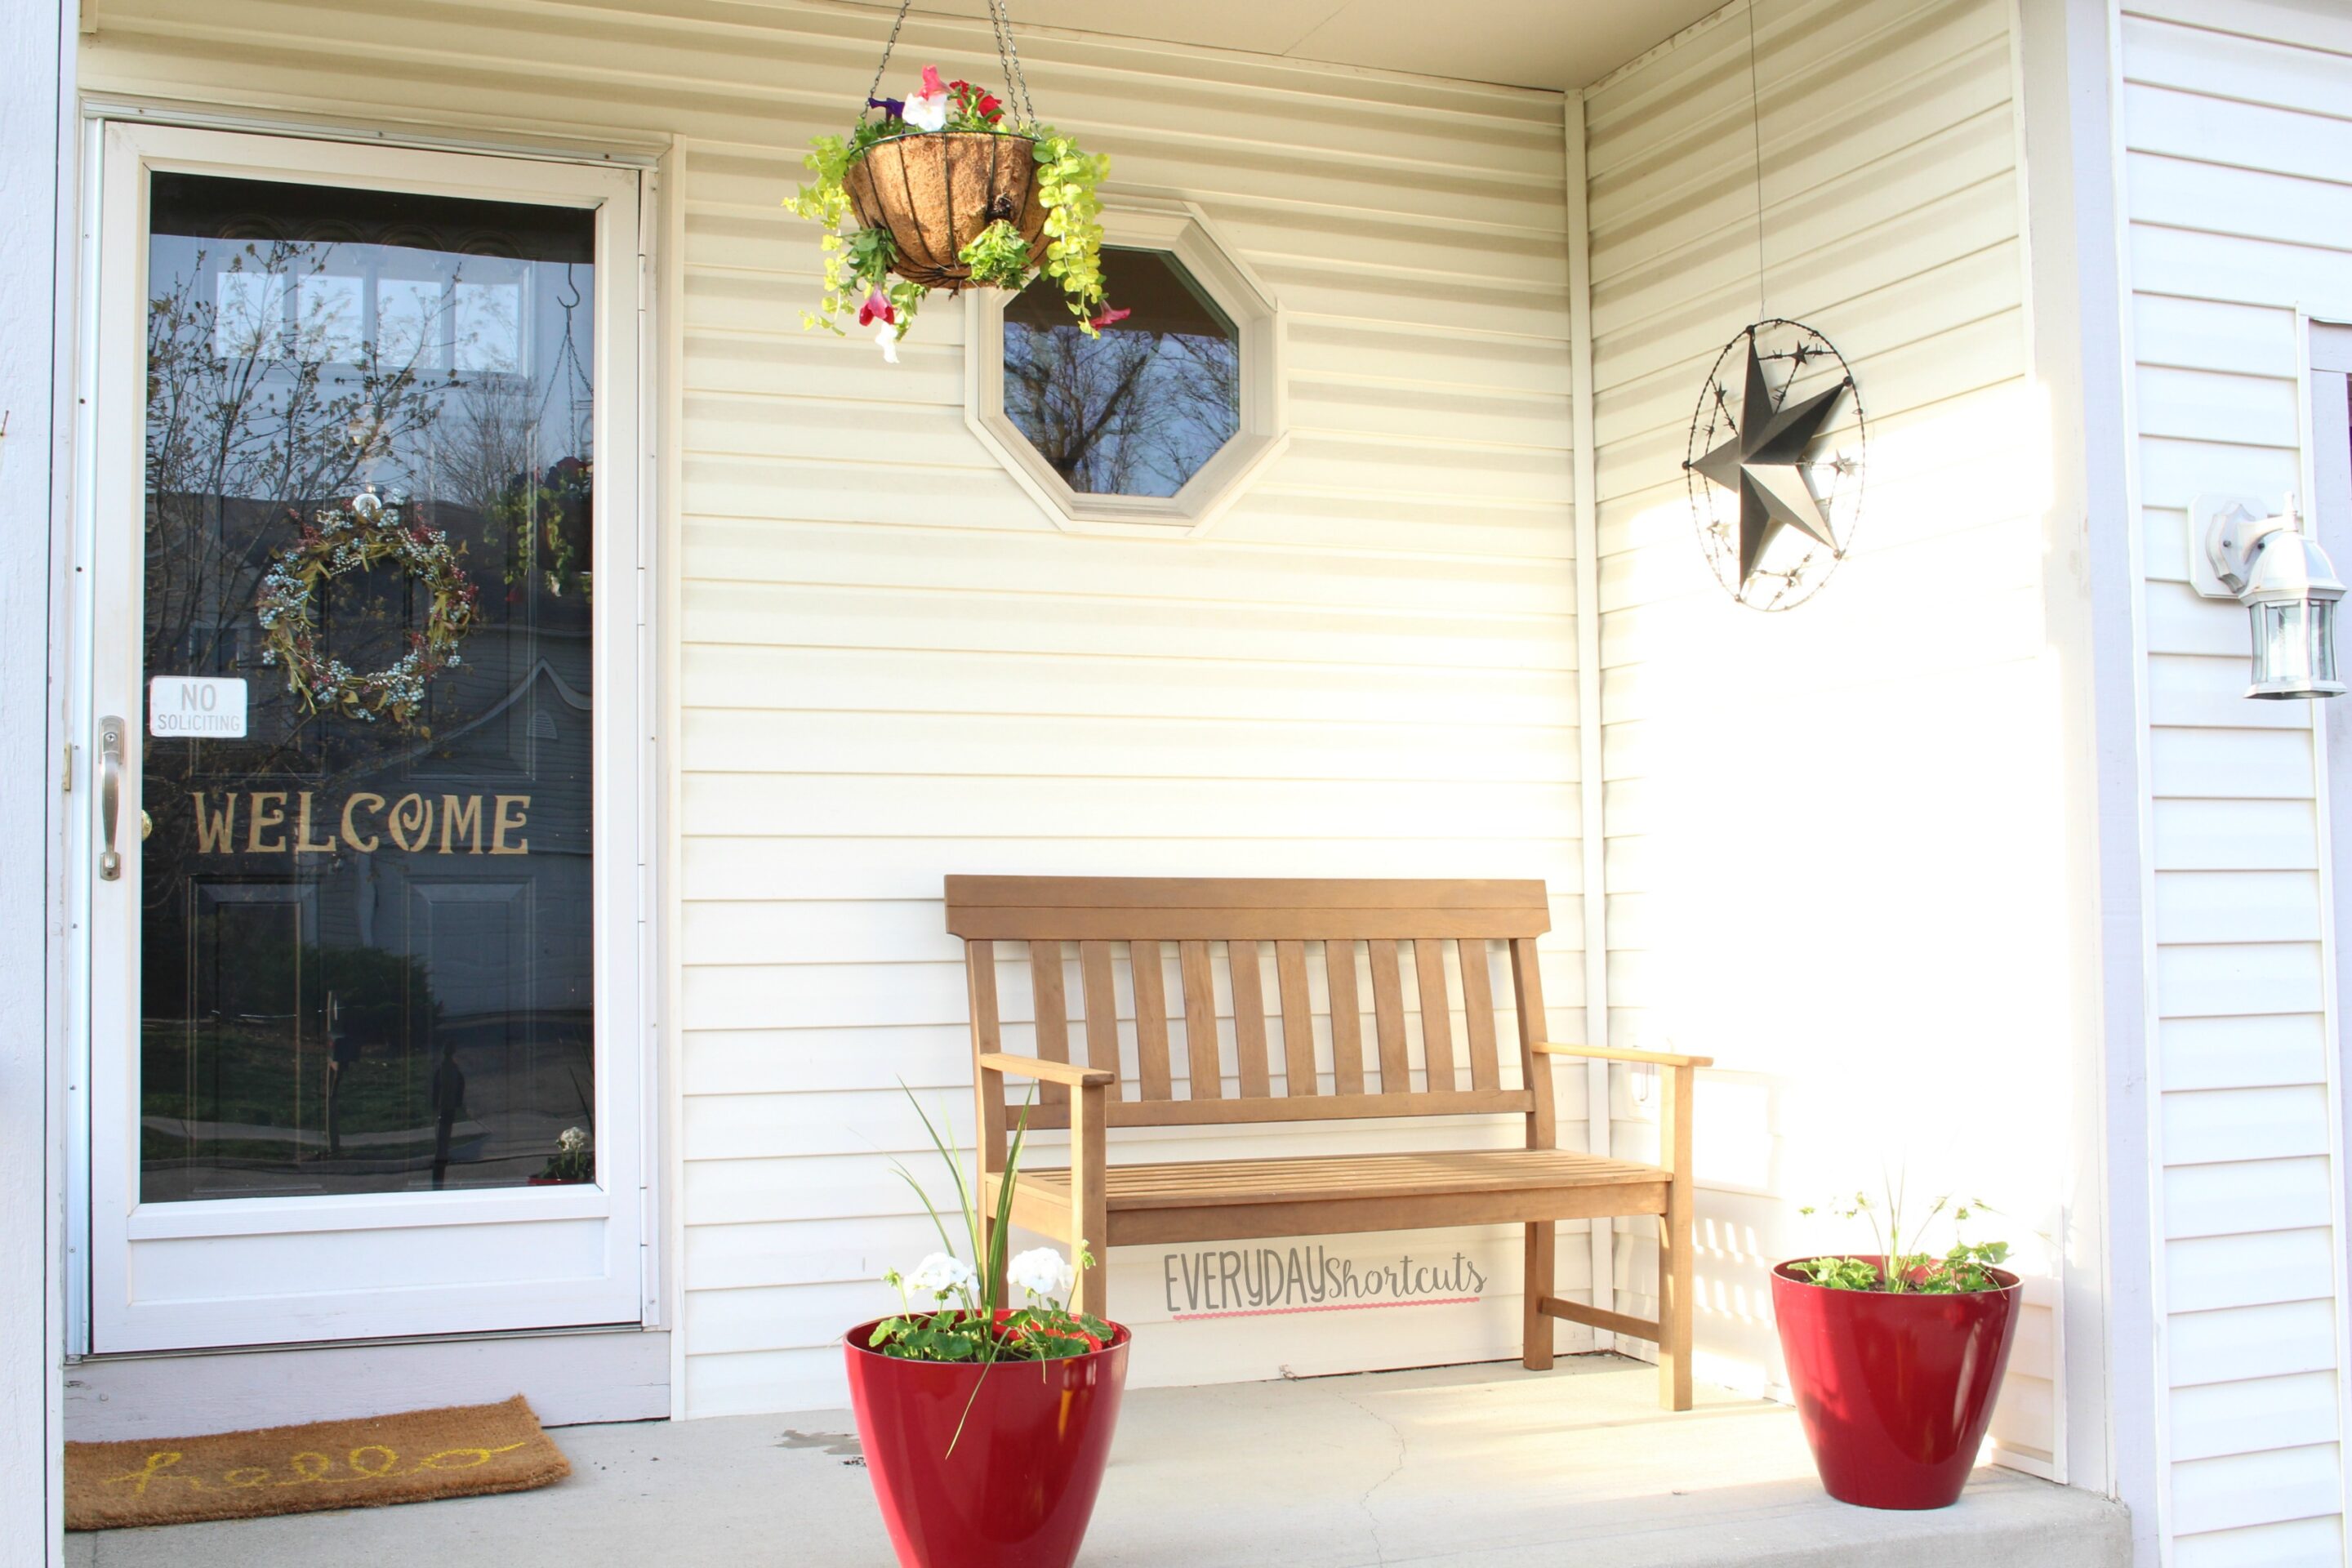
[66,1394,570,1530]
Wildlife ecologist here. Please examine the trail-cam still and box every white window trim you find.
[964,194,1288,537]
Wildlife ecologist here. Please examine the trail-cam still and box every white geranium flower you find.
[558,1126,587,1153]
[1007,1246,1076,1302]
[903,1250,977,1304]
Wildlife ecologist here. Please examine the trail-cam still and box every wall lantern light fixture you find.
[2191,492,2346,701]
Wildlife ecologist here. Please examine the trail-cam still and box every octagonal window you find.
[967,198,1285,536]
[1001,248,1239,499]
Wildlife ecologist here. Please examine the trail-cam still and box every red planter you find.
[844,1318,1130,1568]
[1770,1258,2023,1509]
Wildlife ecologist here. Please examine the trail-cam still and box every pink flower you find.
[1088,305,1132,331]
[905,65,949,131]
[857,289,896,328]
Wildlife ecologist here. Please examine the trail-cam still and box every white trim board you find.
[65,1328,670,1439]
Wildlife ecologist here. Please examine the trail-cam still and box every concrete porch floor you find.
[68,1355,2129,1567]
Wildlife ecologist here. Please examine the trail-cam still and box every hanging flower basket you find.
[785,1,1111,358]
[843,131,1049,290]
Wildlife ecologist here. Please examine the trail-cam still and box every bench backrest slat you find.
[1366,941,1410,1092]
[1178,940,1220,1099]
[951,877,1555,1133]
[1030,941,1071,1109]
[1327,942,1365,1095]
[1078,939,1121,1088]
[1414,939,1457,1092]
[1275,940,1316,1094]
[1460,938,1502,1093]
[1132,940,1174,1101]
[1230,940,1272,1098]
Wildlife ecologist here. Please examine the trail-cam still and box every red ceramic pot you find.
[844,1318,1130,1568]
[1770,1258,2023,1509]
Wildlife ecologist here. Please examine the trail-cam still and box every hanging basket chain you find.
[864,0,916,118]
[864,0,1035,131]
[987,0,1039,131]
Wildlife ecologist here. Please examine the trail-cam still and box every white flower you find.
[1008,1246,1076,1302]
[876,319,901,363]
[903,66,950,131]
[558,1126,587,1153]
[903,1250,977,1303]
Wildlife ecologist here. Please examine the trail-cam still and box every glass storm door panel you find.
[87,127,645,1352]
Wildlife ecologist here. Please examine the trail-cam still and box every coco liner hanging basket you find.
[845,131,1049,291]
[786,0,1110,353]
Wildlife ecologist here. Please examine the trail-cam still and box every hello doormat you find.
[65,1395,570,1530]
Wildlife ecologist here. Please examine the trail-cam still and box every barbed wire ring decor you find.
[256,491,479,732]
[1683,318,1868,611]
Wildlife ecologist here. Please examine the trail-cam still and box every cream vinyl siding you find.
[1582,0,2065,1472]
[83,0,1588,1415]
[2120,2,2352,1561]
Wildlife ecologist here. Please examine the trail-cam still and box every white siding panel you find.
[2121,7,2352,1556]
[84,0,1585,1418]
[1584,0,2058,1468]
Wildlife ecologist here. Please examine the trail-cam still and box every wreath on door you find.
[255,492,479,732]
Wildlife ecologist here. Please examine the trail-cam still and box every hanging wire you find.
[1744,0,1769,318]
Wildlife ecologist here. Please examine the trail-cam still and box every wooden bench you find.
[945,875,1713,1410]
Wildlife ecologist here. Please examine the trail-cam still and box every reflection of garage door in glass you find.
[140,172,599,1201]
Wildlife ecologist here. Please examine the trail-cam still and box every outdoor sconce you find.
[2191,493,2346,701]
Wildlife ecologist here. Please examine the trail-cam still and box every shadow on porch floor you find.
[69,1355,2129,1567]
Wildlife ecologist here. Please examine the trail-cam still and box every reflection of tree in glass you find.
[144,241,460,909]
[1002,313,1240,499]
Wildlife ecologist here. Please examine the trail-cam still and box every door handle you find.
[99,715,124,881]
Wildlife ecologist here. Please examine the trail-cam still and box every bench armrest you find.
[1532,1041,1715,1070]
[978,1052,1116,1089]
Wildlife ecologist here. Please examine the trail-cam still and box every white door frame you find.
[72,122,655,1352]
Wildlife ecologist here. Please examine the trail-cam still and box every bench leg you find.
[1522,1222,1555,1370]
[1657,1201,1693,1411]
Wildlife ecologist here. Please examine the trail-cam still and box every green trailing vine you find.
[785,67,1111,352]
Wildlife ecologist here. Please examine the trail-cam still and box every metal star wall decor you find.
[1683,318,1868,610]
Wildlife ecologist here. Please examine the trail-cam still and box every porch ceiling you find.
[837,0,1728,91]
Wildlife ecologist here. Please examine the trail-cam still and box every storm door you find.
[84,126,647,1352]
